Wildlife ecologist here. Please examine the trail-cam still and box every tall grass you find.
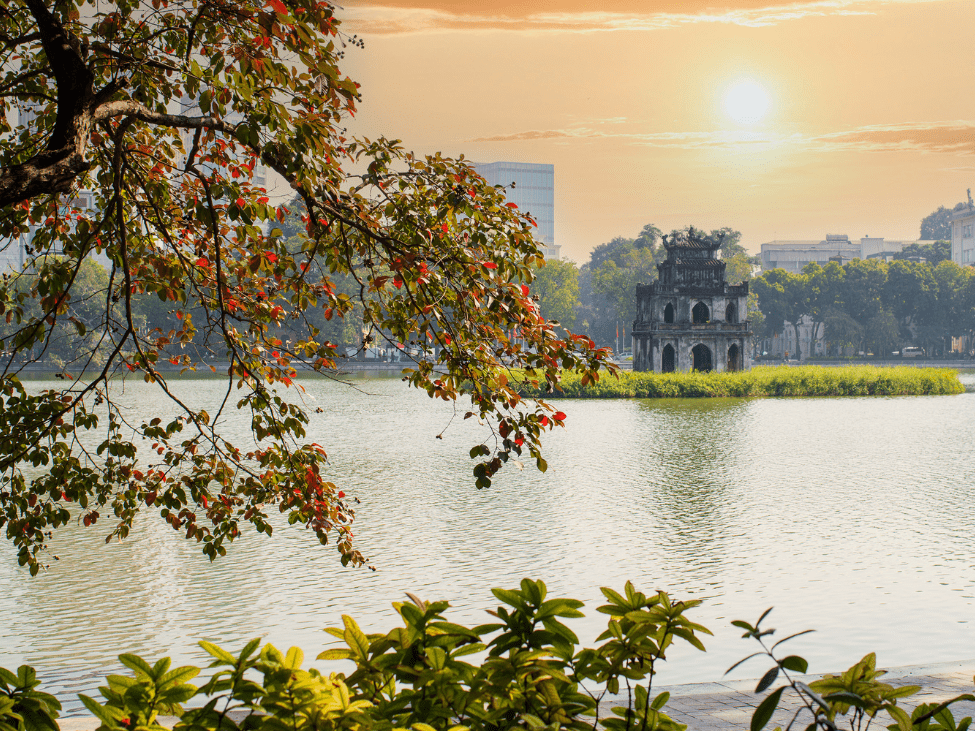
[519,365,965,399]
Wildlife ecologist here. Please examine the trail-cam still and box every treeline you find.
[0,245,365,369]
[753,257,975,359]
[531,224,757,347]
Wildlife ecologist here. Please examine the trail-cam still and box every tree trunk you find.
[792,322,802,361]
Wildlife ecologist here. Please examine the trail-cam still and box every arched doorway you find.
[692,301,710,324]
[662,343,676,373]
[728,343,741,372]
[725,302,737,324]
[692,344,712,372]
[664,302,675,323]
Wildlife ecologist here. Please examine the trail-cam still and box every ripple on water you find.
[1,377,974,713]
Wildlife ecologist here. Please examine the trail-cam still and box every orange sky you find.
[337,0,975,262]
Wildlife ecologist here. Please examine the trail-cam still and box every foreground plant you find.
[3,582,974,731]
[731,609,975,731]
[0,1,612,573]
[2,580,709,731]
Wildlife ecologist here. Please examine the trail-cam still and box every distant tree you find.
[883,260,937,337]
[278,196,309,240]
[893,241,952,266]
[841,259,888,336]
[710,227,748,259]
[802,261,845,348]
[866,309,900,356]
[746,291,766,339]
[634,223,663,251]
[589,236,635,271]
[752,269,809,359]
[591,247,658,338]
[724,252,753,286]
[582,223,665,346]
[920,205,957,240]
[823,309,863,354]
[530,259,580,329]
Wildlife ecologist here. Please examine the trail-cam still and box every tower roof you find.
[662,227,722,252]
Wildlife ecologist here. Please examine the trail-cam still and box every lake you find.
[2,371,974,713]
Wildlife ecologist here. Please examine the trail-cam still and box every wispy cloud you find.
[342,0,945,35]
[471,121,975,155]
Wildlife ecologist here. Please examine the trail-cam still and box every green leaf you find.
[78,695,118,725]
[887,704,913,731]
[726,651,766,676]
[771,629,815,650]
[199,641,235,664]
[755,666,779,694]
[317,649,354,661]
[158,666,200,689]
[283,647,303,670]
[780,656,808,674]
[750,687,784,731]
[118,654,155,678]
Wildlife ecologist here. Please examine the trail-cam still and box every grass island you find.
[519,365,965,399]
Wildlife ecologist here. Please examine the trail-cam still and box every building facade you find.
[950,198,975,266]
[760,234,938,273]
[632,229,751,373]
[473,161,560,259]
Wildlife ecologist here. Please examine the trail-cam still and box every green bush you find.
[1,580,972,731]
[517,366,965,399]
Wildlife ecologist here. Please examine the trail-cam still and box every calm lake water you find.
[2,372,975,713]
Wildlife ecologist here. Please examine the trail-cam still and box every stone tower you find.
[632,229,751,373]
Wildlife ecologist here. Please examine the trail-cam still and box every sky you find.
[336,0,975,263]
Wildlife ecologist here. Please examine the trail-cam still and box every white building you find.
[473,161,560,259]
[950,199,975,266]
[760,234,938,273]
[0,106,110,273]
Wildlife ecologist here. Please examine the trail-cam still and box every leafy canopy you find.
[0,0,612,574]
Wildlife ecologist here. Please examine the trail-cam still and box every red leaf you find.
[235,197,245,208]
[539,416,549,427]
[338,491,345,498]
[482,262,497,270]
[521,284,530,297]
[266,253,277,263]
[195,257,209,267]
[554,411,567,421]
[505,202,518,208]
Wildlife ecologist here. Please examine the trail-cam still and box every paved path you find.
[598,660,975,730]
[59,660,975,731]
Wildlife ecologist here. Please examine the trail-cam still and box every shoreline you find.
[54,658,975,730]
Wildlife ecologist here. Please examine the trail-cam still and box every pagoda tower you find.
[632,229,752,373]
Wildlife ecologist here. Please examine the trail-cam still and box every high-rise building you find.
[473,161,559,259]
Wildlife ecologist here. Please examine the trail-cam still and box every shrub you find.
[1,580,972,731]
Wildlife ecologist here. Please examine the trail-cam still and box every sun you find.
[724,79,771,124]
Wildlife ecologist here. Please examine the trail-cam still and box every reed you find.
[519,365,965,399]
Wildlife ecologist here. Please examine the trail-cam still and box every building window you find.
[963,224,974,239]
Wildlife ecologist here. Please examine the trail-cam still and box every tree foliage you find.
[0,0,612,573]
[529,258,579,329]
[754,257,975,357]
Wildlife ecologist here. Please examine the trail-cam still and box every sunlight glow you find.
[724,79,771,124]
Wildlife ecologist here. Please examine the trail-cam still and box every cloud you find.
[341,0,945,35]
[812,122,975,154]
[471,121,975,155]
